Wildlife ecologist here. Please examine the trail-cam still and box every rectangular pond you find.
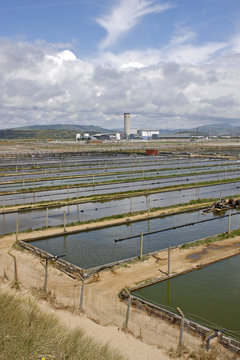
[28,209,240,269]
[132,254,240,339]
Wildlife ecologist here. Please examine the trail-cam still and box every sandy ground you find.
[1,224,240,359]
[0,282,170,360]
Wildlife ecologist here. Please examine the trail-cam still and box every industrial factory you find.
[75,113,161,142]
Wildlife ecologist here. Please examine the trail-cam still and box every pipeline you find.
[114,211,240,243]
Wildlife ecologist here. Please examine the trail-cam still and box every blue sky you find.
[0,0,240,129]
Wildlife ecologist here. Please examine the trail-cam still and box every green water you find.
[133,255,240,339]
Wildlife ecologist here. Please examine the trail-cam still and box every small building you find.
[146,149,159,156]
[76,133,81,141]
[94,133,121,141]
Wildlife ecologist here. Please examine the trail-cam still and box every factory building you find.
[137,129,159,139]
[94,132,121,141]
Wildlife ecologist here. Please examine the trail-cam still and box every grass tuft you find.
[0,289,125,360]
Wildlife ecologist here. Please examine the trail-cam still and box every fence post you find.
[125,295,132,330]
[16,214,19,242]
[228,212,231,234]
[8,252,18,283]
[168,246,171,275]
[177,307,185,348]
[64,210,66,232]
[46,207,48,229]
[140,232,143,260]
[80,278,85,312]
[44,258,48,293]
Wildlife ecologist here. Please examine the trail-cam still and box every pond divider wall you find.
[121,260,240,355]
[19,240,84,279]
[122,293,240,354]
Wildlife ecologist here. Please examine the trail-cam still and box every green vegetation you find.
[0,129,77,140]
[0,289,124,360]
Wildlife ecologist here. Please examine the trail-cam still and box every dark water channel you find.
[132,255,240,339]
[29,210,240,269]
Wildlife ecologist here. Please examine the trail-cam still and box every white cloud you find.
[0,34,240,130]
[96,0,174,50]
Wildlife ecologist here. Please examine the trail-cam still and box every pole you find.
[197,187,200,199]
[46,207,48,229]
[16,214,19,242]
[125,296,132,330]
[140,232,143,260]
[44,258,48,293]
[220,190,222,202]
[168,246,171,275]
[80,279,85,312]
[148,199,151,216]
[228,212,231,234]
[64,210,66,232]
[130,196,133,214]
[2,196,4,209]
[177,307,184,348]
[167,279,170,305]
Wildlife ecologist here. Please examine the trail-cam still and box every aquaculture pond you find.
[2,180,240,234]
[132,254,240,339]
[1,164,239,192]
[28,209,240,269]
[1,168,240,206]
[0,159,233,182]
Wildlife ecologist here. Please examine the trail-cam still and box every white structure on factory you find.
[124,113,130,138]
[137,129,159,138]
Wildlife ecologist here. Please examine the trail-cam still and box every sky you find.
[0,0,240,130]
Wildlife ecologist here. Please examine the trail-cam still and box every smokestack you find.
[124,113,130,138]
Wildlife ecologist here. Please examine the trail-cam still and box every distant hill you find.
[194,124,240,135]
[14,124,112,133]
[0,124,113,140]
[159,124,240,136]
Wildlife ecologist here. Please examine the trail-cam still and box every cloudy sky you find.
[0,0,240,130]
